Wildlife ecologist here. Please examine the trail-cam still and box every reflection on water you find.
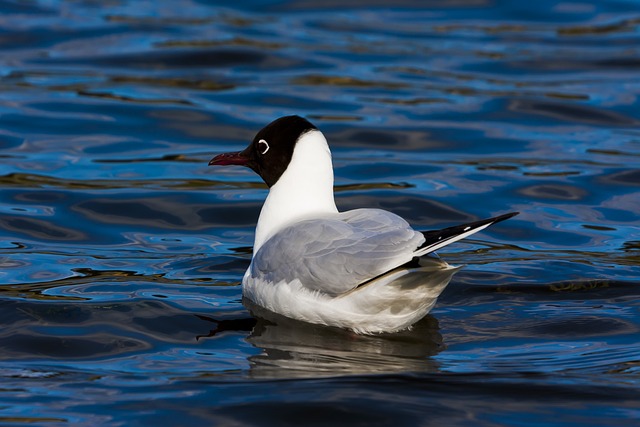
[0,0,639,425]
[243,305,443,378]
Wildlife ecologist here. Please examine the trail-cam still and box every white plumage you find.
[210,116,517,334]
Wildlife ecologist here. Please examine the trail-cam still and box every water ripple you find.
[0,0,639,425]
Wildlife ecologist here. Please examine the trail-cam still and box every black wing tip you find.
[415,211,520,255]
[490,211,520,225]
[419,211,519,245]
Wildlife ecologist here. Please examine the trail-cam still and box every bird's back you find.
[246,208,426,296]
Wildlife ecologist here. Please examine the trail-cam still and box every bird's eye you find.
[258,139,270,155]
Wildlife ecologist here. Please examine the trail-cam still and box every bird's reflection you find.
[196,308,447,377]
[198,258,458,378]
[244,305,446,378]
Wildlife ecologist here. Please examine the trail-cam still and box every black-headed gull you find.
[210,116,518,334]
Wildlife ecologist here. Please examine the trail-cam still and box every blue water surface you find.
[0,0,639,425]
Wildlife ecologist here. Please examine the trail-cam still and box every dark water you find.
[1,0,639,425]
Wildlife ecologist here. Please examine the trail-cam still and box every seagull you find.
[209,115,518,334]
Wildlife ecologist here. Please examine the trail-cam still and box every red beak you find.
[208,151,250,166]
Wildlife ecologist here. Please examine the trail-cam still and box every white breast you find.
[253,130,338,252]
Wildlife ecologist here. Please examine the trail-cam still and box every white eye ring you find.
[258,139,270,155]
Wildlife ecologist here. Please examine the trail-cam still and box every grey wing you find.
[249,209,425,295]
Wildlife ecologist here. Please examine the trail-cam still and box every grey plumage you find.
[249,208,425,295]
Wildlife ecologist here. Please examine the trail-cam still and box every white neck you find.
[253,130,338,252]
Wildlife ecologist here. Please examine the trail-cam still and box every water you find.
[0,0,639,425]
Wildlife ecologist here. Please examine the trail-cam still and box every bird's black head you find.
[209,115,317,187]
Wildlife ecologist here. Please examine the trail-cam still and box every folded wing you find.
[248,209,519,296]
[249,209,424,295]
